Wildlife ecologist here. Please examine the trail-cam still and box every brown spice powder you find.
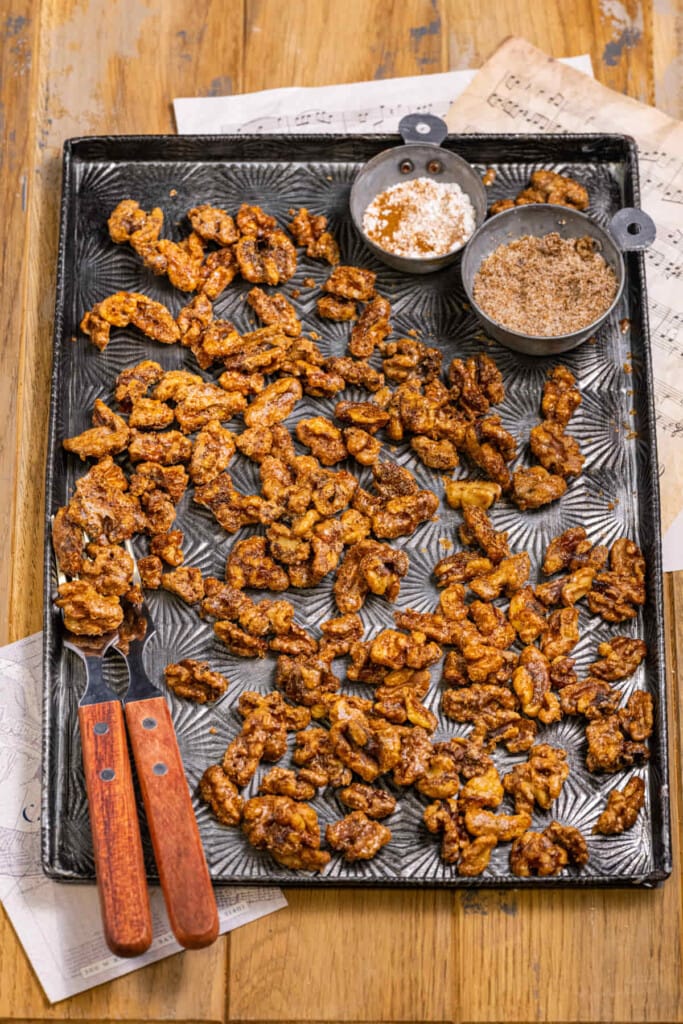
[473,233,618,337]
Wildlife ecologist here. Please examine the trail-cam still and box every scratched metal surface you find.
[42,133,670,887]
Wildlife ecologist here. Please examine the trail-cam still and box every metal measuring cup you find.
[349,113,487,274]
[460,203,656,355]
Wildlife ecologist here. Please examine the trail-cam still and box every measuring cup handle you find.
[609,207,656,251]
[399,113,448,146]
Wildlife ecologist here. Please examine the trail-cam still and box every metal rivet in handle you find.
[628,222,642,235]
[93,721,109,735]
[100,768,115,781]
[415,121,431,134]
[153,762,168,776]
[427,159,442,174]
[400,159,413,174]
[142,717,157,730]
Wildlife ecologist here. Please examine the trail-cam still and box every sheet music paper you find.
[0,632,287,1003]
[173,61,593,136]
[446,36,683,569]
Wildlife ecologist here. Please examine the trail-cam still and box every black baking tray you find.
[42,132,671,887]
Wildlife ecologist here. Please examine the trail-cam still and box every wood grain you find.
[2,0,682,1020]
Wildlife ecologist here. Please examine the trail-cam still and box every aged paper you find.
[446,36,683,563]
[0,633,287,1004]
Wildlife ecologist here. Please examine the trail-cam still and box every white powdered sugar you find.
[362,176,476,259]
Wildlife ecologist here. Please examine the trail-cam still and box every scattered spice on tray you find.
[362,177,476,259]
[473,232,618,337]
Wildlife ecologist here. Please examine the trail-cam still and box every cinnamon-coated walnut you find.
[189,419,236,486]
[463,806,532,842]
[241,795,330,871]
[235,229,297,286]
[349,295,391,358]
[442,683,517,723]
[559,678,621,720]
[381,338,442,383]
[459,764,504,808]
[63,400,130,460]
[164,659,228,703]
[259,767,317,801]
[542,527,592,575]
[423,797,468,864]
[128,462,189,504]
[509,587,547,644]
[334,540,409,613]
[187,203,238,245]
[326,811,392,862]
[114,360,164,412]
[619,690,654,742]
[469,552,531,601]
[503,744,570,814]
[81,291,180,351]
[511,466,568,510]
[160,566,204,605]
[585,714,650,773]
[587,538,646,622]
[459,505,510,563]
[66,457,146,544]
[128,429,193,466]
[444,479,502,510]
[138,555,163,589]
[78,542,133,597]
[323,265,376,301]
[247,287,301,337]
[594,777,645,835]
[590,636,647,681]
[324,356,385,392]
[199,765,243,826]
[540,607,579,659]
[243,376,302,428]
[292,727,353,787]
[237,690,311,732]
[288,207,340,263]
[150,529,184,567]
[214,620,269,658]
[225,536,290,591]
[510,821,588,877]
[433,551,494,588]
[275,654,340,708]
[448,353,505,417]
[541,365,582,426]
[316,295,357,320]
[335,400,390,434]
[329,704,401,783]
[512,646,562,723]
[55,580,123,635]
[296,417,347,465]
[529,419,585,478]
[338,783,396,819]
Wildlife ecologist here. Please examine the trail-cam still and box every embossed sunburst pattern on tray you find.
[42,134,670,887]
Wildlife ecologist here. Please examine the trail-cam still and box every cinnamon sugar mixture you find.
[362,177,476,258]
[473,232,618,337]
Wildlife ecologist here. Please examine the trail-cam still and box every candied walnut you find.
[259,767,317,802]
[152,369,203,404]
[326,811,391,862]
[173,382,246,434]
[371,489,439,540]
[415,747,461,799]
[559,678,621,719]
[588,538,646,622]
[176,292,213,356]
[594,776,645,835]
[448,354,505,417]
[503,744,570,814]
[108,199,162,244]
[323,265,376,301]
[433,551,493,588]
[543,527,592,575]
[138,555,163,589]
[542,365,581,426]
[444,479,501,510]
[275,654,339,708]
[343,427,382,466]
[585,714,650,773]
[319,612,364,659]
[392,725,433,786]
[196,245,238,299]
[619,690,654,741]
[442,683,517,723]
[329,703,401,783]
[114,360,164,412]
[461,642,518,686]
[325,356,385,392]
[540,607,579,659]
[67,457,146,544]
[462,420,512,490]
[423,797,468,864]
[316,294,357,320]
[541,567,597,608]
[164,658,228,703]
[374,684,438,731]
[52,507,84,578]
[472,712,538,754]
[235,229,297,285]
[509,587,547,644]
[140,488,176,536]
[247,287,301,337]
[296,417,347,465]
[128,397,174,431]
[199,765,243,826]
[81,291,180,351]
[334,540,409,613]
[510,821,587,878]
[511,466,568,510]
[188,204,238,245]
[78,541,133,597]
[335,400,389,434]
[459,764,504,808]
[549,656,578,690]
[292,727,352,787]
[372,462,418,499]
[464,806,531,841]
[128,429,193,466]
[288,207,340,263]
[411,436,459,470]
[590,636,647,681]
[189,419,236,486]
[381,338,442,384]
[244,377,302,428]
[529,419,584,479]
[349,295,391,358]
[442,649,468,687]
[63,399,130,461]
[150,529,183,567]
[469,552,530,601]
[161,566,204,605]
[55,579,123,635]
[459,505,509,563]
[512,646,562,723]
[195,472,281,533]
[236,203,277,236]
[214,620,268,658]
[200,577,251,620]
[242,795,330,871]
[338,783,396,819]
[525,169,589,210]
[217,370,265,397]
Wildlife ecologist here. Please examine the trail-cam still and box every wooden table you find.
[2,2,682,1021]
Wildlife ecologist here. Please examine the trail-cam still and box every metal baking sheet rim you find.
[41,131,672,889]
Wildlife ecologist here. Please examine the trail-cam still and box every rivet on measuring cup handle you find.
[398,113,449,147]
[400,159,414,174]
[608,207,656,251]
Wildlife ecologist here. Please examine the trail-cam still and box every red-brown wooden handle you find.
[124,696,219,949]
[78,701,153,958]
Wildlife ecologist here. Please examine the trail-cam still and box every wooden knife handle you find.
[78,701,153,958]
[125,696,219,949]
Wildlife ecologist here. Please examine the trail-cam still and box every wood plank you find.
[441,0,653,102]
[228,889,454,1023]
[652,0,683,117]
[242,0,447,89]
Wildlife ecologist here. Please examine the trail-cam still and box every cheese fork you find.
[51,527,153,958]
[115,540,219,949]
